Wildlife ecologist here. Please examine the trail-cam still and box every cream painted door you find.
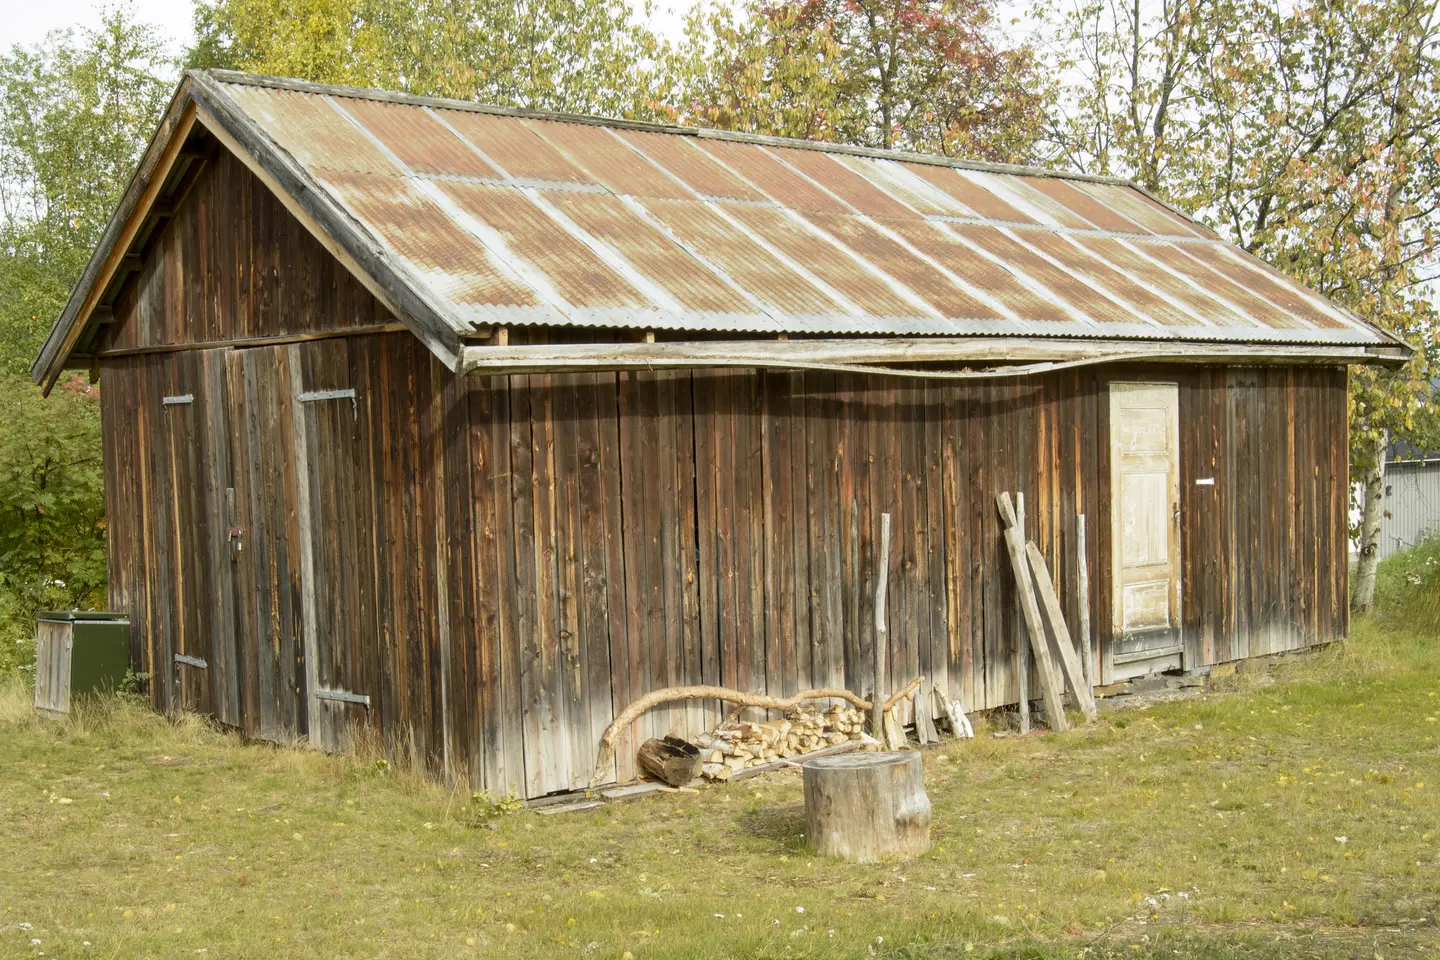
[1108,382,1182,681]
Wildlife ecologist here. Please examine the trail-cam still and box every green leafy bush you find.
[1366,535,1440,634]
[0,371,106,671]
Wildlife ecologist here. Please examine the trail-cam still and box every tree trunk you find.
[1353,430,1389,613]
[803,752,931,863]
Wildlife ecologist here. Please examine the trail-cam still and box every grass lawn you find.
[2,619,1437,960]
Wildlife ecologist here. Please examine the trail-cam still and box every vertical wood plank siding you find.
[94,150,1352,796]
[101,335,1351,796]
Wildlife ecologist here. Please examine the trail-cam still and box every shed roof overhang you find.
[32,70,1413,394]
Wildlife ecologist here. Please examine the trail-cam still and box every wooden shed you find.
[33,70,1409,797]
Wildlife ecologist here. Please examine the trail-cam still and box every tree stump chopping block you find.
[802,752,931,863]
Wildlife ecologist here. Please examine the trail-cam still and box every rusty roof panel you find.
[228,85,403,176]
[695,140,839,211]
[428,110,594,184]
[1072,182,1210,238]
[614,130,765,201]
[321,172,540,312]
[202,74,1390,350]
[903,165,1034,223]
[335,96,497,178]
[774,149,916,218]
[949,225,1157,329]
[548,191,756,314]
[1021,177,1149,234]
[526,120,690,198]
[975,173,1095,229]
[806,213,1007,320]
[439,181,651,310]
[1021,233,1199,327]
[638,198,847,317]
[881,219,1070,323]
[1140,242,1306,329]
[1180,245,1346,329]
[1073,237,1252,327]
[837,157,972,217]
[725,205,930,318]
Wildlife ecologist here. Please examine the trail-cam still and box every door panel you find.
[1108,382,1181,680]
[225,347,307,741]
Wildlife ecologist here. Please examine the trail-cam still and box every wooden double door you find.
[142,343,368,750]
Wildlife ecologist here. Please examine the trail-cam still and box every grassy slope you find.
[2,565,1439,958]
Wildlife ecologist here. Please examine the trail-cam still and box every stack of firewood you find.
[695,704,868,780]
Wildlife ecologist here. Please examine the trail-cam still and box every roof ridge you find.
[197,67,1144,189]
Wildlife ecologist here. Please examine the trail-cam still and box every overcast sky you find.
[2,0,697,54]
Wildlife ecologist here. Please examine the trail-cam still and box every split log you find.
[803,752,931,863]
[589,684,872,786]
[637,736,702,787]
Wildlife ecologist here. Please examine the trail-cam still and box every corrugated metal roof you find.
[212,75,1382,346]
[32,68,1403,392]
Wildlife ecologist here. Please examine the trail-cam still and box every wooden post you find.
[996,493,1070,733]
[1077,514,1093,689]
[872,512,891,740]
[803,752,931,862]
[1015,492,1030,734]
[1025,543,1099,721]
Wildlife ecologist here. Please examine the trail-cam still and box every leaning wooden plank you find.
[535,800,605,816]
[998,518,1070,732]
[1025,542,1099,721]
[726,738,870,781]
[1015,492,1031,734]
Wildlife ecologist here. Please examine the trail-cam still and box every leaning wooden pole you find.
[1077,514,1093,689]
[1015,492,1030,734]
[872,511,892,740]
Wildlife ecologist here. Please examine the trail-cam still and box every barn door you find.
[148,348,241,721]
[1107,382,1182,681]
[224,347,308,742]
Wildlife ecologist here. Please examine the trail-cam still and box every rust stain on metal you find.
[1142,243,1306,329]
[322,171,541,309]
[614,130,766,201]
[836,156,972,217]
[1072,236,1253,327]
[639,198,846,316]
[886,219,1071,323]
[984,174,1097,229]
[725,206,923,318]
[774,148,916,218]
[527,121,691,199]
[437,110,596,184]
[694,139,838,212]
[804,212,1004,320]
[439,181,650,310]
[1022,233,1199,328]
[547,191,755,314]
[1185,245,1345,329]
[903,165,1034,223]
[336,96,499,178]
[1022,177,1150,234]
[1074,182,1210,238]
[230,86,403,176]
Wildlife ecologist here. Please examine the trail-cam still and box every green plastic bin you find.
[34,611,130,713]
